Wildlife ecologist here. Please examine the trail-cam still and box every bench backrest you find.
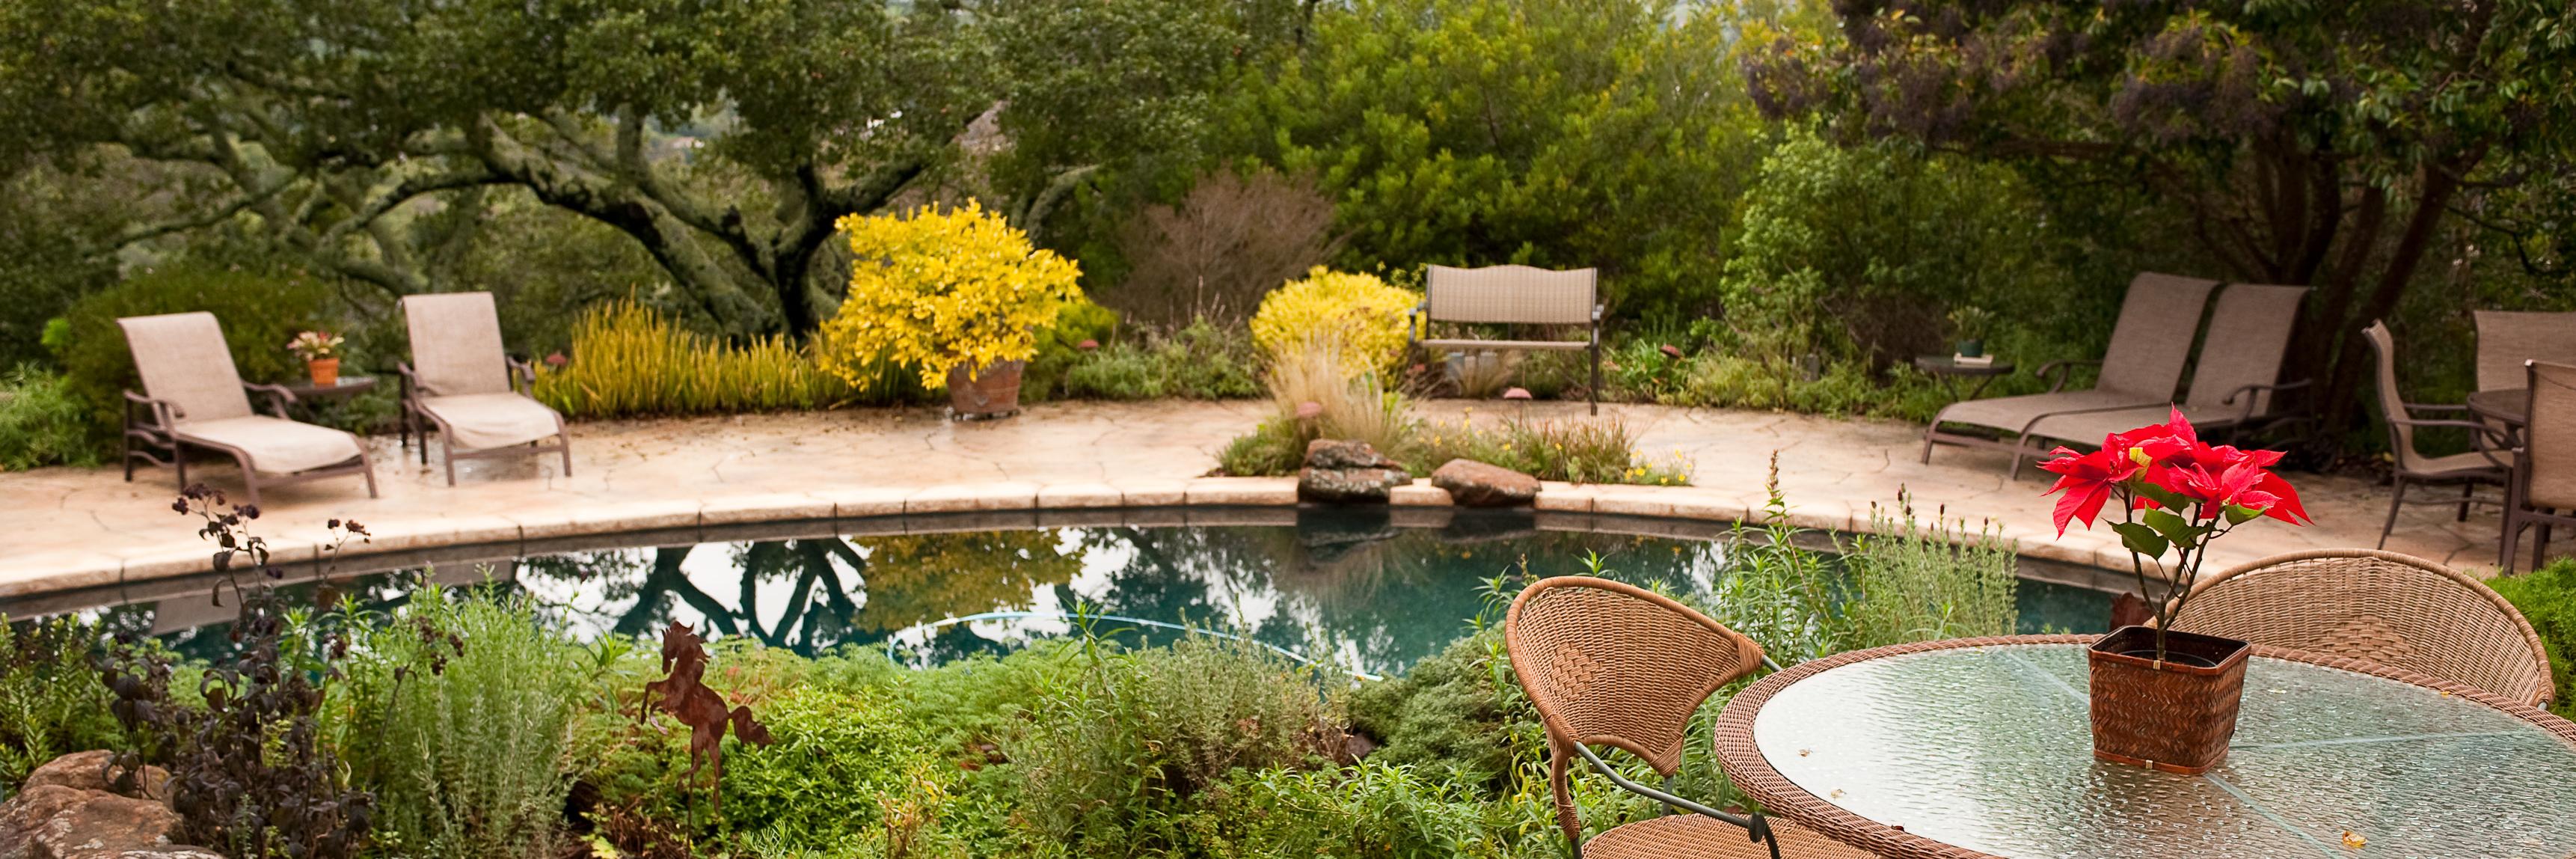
[1424,265,1596,325]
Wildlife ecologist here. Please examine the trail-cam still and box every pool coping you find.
[1,477,2145,610]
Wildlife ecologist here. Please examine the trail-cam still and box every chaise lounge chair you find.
[1920,272,2220,474]
[2019,283,2311,447]
[118,312,378,507]
[399,292,573,485]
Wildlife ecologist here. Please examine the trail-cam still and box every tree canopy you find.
[1747,0,2576,441]
[0,0,1297,335]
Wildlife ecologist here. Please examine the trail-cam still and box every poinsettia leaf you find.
[2224,504,2263,525]
[2132,480,2190,511]
[2112,522,2169,558]
[2140,508,2204,546]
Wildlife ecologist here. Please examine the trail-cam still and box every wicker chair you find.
[1506,577,1875,859]
[2165,549,2555,708]
[2503,361,2576,572]
[2360,322,2514,548]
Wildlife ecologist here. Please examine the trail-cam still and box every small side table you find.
[1912,355,2015,401]
[281,376,378,401]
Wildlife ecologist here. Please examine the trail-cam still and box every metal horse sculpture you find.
[638,623,773,810]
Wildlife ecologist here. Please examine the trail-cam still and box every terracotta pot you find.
[308,357,340,387]
[2088,625,2250,774]
[945,359,1025,419]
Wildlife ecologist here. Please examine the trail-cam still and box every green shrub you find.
[1022,299,1125,400]
[1218,415,1310,476]
[1718,129,2070,367]
[1011,635,1346,852]
[723,687,947,852]
[533,299,863,418]
[58,266,336,435]
[1055,322,1262,401]
[1408,416,1691,485]
[1841,498,2020,649]
[2488,560,2576,718]
[339,586,592,859]
[0,617,120,793]
[1346,626,1522,792]
[0,367,105,469]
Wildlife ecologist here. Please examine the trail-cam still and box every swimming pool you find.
[18,508,2113,676]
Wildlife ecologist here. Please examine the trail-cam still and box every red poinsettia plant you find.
[2040,409,2309,661]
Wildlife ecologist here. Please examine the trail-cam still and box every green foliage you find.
[1842,499,2020,649]
[58,266,336,436]
[1011,634,1346,852]
[1409,417,1691,485]
[1217,415,1310,477]
[1719,131,2070,366]
[1346,627,1520,792]
[2488,560,2576,718]
[0,367,105,470]
[1227,0,1781,318]
[0,617,119,794]
[1049,322,1262,403]
[723,687,946,852]
[338,584,592,859]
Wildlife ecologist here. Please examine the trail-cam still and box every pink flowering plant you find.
[2039,409,2309,660]
[286,330,343,361]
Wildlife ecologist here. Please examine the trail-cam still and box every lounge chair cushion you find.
[1933,389,2167,436]
[2023,401,2271,447]
[420,393,562,450]
[118,313,256,422]
[177,416,365,475]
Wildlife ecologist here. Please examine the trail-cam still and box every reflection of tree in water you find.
[504,532,1083,656]
[129,525,1739,673]
[1066,522,1732,676]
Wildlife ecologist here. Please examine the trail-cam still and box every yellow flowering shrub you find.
[818,201,1084,391]
[1248,267,1420,378]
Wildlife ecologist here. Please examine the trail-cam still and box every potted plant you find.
[287,330,346,386]
[2038,409,2307,774]
[816,201,1085,419]
[1947,305,1994,359]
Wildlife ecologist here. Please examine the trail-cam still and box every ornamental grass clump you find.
[533,299,852,417]
[818,201,1085,391]
[1248,266,1420,379]
[2039,409,2308,661]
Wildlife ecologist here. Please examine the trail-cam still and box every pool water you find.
[70,511,2111,676]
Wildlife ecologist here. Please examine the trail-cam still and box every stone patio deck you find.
[0,400,2539,604]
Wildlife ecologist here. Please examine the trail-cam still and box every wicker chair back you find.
[2168,549,2555,707]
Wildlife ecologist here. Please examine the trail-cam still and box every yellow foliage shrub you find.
[1249,267,1420,378]
[819,201,1085,391]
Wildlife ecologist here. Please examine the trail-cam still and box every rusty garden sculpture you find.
[638,623,773,810]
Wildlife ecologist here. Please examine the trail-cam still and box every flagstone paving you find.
[0,399,2541,603]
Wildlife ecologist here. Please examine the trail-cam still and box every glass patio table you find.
[1713,635,2576,859]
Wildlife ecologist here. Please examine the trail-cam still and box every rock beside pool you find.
[1299,440,1412,504]
[1432,459,1539,507]
[0,751,212,859]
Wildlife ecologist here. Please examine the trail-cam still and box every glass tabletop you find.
[1745,643,2576,858]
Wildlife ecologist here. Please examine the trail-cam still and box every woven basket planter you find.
[946,359,1025,420]
[2087,625,2250,774]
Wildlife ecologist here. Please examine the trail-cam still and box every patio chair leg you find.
[2541,521,2557,570]
[443,437,459,486]
[2459,483,2474,522]
[1588,342,1600,417]
[559,435,574,478]
[2379,478,2408,550]
[359,450,378,498]
[174,447,187,491]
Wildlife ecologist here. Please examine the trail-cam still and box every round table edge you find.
[1711,633,2576,859]
[2465,388,2528,427]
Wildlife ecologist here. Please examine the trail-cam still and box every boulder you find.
[1431,459,1540,508]
[1304,438,1402,470]
[1298,466,1411,504]
[1298,440,1413,504]
[0,753,205,859]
